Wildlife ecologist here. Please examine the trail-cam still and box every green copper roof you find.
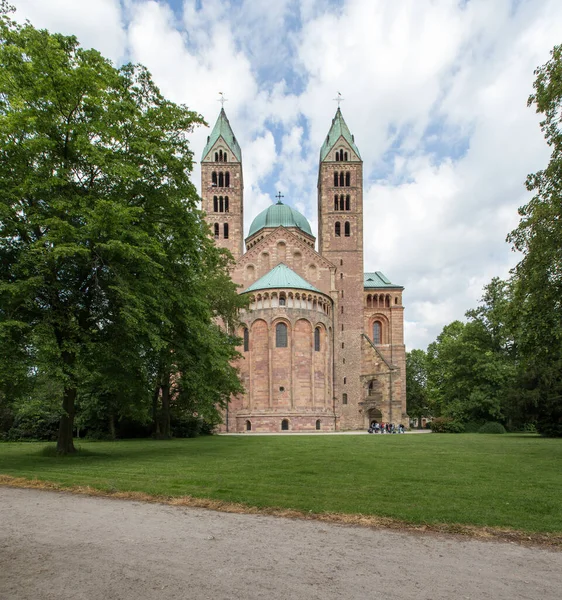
[364,272,403,289]
[202,108,242,162]
[244,263,321,294]
[248,201,313,237]
[320,108,361,162]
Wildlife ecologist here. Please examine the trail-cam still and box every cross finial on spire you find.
[275,191,284,204]
[333,92,344,108]
[218,92,228,108]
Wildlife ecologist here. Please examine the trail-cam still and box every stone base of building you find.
[219,411,338,433]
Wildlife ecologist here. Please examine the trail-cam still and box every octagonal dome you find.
[248,201,313,238]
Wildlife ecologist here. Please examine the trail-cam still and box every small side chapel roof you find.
[364,272,404,289]
[320,107,361,162]
[202,108,242,162]
[244,263,321,294]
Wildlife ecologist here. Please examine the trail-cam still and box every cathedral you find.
[201,107,407,432]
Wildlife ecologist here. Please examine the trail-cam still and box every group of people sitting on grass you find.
[368,421,405,434]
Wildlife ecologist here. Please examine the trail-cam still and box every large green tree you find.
[405,349,429,427]
[0,7,244,452]
[507,45,562,436]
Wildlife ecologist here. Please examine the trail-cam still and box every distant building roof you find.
[248,201,313,238]
[202,108,242,162]
[244,263,321,294]
[320,107,361,162]
[364,272,403,289]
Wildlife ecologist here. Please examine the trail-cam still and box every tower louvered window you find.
[335,222,341,237]
[314,327,320,351]
[344,222,350,237]
[214,223,219,238]
[224,196,229,212]
[223,223,229,239]
[346,195,350,210]
[243,327,249,352]
[345,172,350,186]
[334,172,339,187]
[213,196,218,212]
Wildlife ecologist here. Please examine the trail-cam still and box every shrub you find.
[430,417,465,433]
[478,421,507,434]
[463,421,484,433]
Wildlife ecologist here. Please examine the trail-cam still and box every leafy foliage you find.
[478,422,507,434]
[0,7,244,450]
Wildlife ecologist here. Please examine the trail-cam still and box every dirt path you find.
[1,487,560,600]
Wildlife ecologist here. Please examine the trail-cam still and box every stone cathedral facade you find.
[201,107,407,432]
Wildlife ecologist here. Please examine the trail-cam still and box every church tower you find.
[318,108,365,429]
[201,108,244,260]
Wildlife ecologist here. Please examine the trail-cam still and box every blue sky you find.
[13,0,562,349]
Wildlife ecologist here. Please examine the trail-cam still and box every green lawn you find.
[1,434,560,533]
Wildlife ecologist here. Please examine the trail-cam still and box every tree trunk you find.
[57,386,77,454]
[152,385,161,437]
[160,382,171,439]
[108,411,116,440]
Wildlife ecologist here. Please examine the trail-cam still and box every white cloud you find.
[12,0,562,350]
[13,0,126,63]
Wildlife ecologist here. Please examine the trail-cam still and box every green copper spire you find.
[320,107,361,162]
[202,108,242,162]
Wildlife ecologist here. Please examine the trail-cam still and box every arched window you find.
[219,196,224,212]
[316,419,321,430]
[335,222,341,237]
[214,223,219,238]
[373,321,381,344]
[344,222,350,237]
[345,172,350,186]
[224,155,228,162]
[224,197,229,213]
[213,196,218,212]
[344,151,348,161]
[279,296,286,306]
[281,419,289,431]
[243,327,249,352]
[335,150,340,161]
[346,195,350,211]
[276,323,288,348]
[214,152,219,162]
[212,172,217,186]
[246,420,251,431]
[386,295,390,307]
[339,195,344,211]
[218,172,224,187]
[339,172,344,187]
[334,195,339,211]
[223,223,229,239]
[342,393,348,405]
[334,172,339,187]
[314,327,320,351]
[225,172,230,187]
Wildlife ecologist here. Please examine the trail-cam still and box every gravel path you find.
[0,487,560,600]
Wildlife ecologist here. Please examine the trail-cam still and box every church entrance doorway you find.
[367,408,382,429]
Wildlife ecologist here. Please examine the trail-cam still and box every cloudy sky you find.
[12,0,562,350]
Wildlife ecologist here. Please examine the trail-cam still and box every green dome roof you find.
[248,202,313,237]
[244,264,320,294]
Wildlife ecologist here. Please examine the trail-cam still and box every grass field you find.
[0,434,561,533]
